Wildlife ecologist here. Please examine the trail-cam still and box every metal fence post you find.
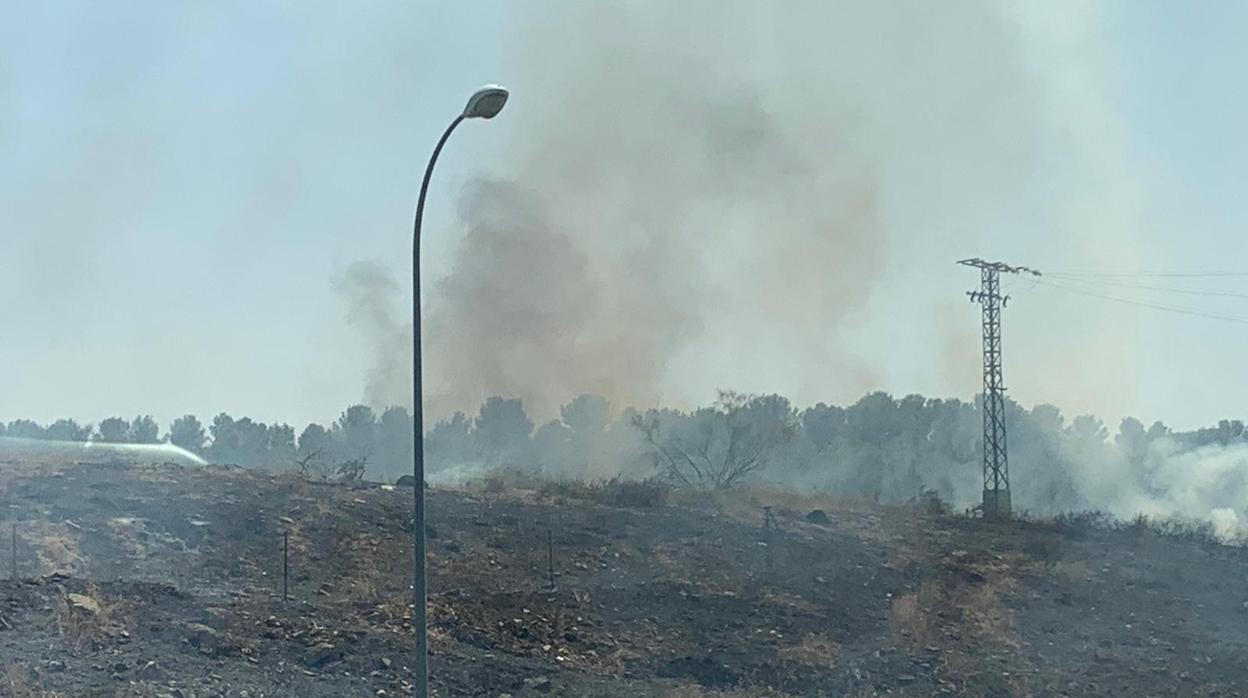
[547,529,555,590]
[283,530,289,605]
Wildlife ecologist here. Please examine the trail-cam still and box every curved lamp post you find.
[411,85,508,697]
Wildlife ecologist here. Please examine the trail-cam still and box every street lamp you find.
[410,85,508,697]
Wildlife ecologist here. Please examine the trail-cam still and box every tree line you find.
[3,392,1244,518]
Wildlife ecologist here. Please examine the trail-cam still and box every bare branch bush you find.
[293,449,323,477]
[335,454,368,482]
[633,391,796,490]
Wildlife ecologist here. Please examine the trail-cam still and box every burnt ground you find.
[2,461,1248,697]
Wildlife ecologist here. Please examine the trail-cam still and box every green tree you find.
[169,415,207,453]
[96,417,130,443]
[44,417,91,439]
[128,415,160,444]
[334,405,378,462]
[473,397,533,467]
[426,412,474,471]
[267,423,298,467]
[377,406,413,480]
[45,418,91,442]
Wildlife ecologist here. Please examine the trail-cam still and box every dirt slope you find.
[2,460,1247,697]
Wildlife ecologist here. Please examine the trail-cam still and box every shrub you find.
[595,477,668,509]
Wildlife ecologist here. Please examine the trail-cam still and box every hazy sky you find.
[2,1,1247,432]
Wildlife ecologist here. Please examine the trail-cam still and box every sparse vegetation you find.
[2,663,62,698]
[23,522,88,577]
[777,632,840,669]
[335,455,368,482]
[6,391,1248,537]
[4,459,1248,696]
[595,476,669,508]
[54,583,125,652]
[1032,509,1241,547]
[890,581,942,648]
[664,684,791,698]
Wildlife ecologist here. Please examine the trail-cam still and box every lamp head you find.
[463,85,509,119]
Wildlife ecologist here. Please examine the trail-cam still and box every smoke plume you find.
[344,1,1142,423]
[332,261,412,410]
[426,3,903,417]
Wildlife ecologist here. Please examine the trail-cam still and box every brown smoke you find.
[425,3,900,417]
[346,1,1139,422]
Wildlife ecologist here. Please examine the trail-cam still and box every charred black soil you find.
[2,461,1247,697]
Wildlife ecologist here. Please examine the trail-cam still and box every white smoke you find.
[328,1,1149,423]
[1123,440,1248,531]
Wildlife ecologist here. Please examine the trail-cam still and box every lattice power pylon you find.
[957,258,1040,520]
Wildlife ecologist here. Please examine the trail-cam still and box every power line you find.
[1047,270,1248,279]
[1042,276,1248,300]
[1035,278,1248,325]
[1005,274,1042,296]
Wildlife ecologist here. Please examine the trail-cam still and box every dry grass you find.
[329,527,407,605]
[1020,533,1064,563]
[54,583,127,651]
[464,471,672,511]
[24,522,87,577]
[718,485,931,563]
[777,632,840,668]
[761,590,819,615]
[962,576,1016,645]
[2,663,62,698]
[1048,558,1092,582]
[889,558,1030,698]
[108,516,188,562]
[936,651,1034,698]
[892,567,1020,651]
[739,486,884,516]
[890,580,942,647]
[664,683,792,698]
